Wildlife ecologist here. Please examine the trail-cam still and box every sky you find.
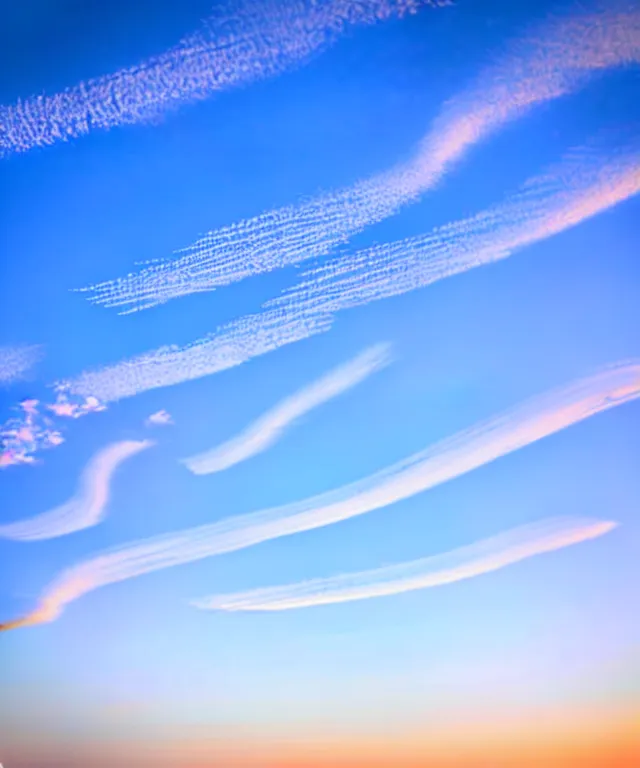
[0,0,639,766]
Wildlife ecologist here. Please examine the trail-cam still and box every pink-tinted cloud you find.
[193,517,616,611]
[0,0,438,158]
[3,360,638,630]
[62,141,639,405]
[81,3,640,313]
[1,390,107,469]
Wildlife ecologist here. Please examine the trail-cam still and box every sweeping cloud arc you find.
[192,517,617,611]
[61,142,640,405]
[0,0,435,158]
[0,439,153,541]
[1,360,638,630]
[183,343,391,475]
[80,3,640,313]
[272,142,640,314]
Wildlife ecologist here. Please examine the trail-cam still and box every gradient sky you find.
[1,1,639,766]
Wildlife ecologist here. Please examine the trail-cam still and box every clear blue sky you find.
[0,1,638,766]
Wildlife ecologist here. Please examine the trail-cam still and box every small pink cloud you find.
[16,427,35,442]
[2,389,106,468]
[47,401,79,418]
[20,399,40,416]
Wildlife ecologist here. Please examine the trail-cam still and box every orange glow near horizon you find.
[3,705,638,768]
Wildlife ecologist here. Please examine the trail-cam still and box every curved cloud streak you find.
[2,361,638,630]
[183,343,391,475]
[193,517,616,611]
[0,0,432,158]
[273,142,640,313]
[81,3,640,313]
[63,143,639,404]
[0,345,41,384]
[0,439,153,541]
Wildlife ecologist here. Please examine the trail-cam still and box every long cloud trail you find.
[2,361,638,630]
[271,142,640,313]
[80,2,640,313]
[192,517,616,611]
[62,142,640,405]
[0,439,153,540]
[0,345,41,384]
[64,306,332,403]
[0,0,434,158]
[183,343,391,475]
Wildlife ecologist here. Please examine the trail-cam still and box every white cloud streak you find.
[81,3,640,313]
[272,143,640,313]
[0,439,153,541]
[63,142,639,405]
[192,517,617,611]
[64,306,332,403]
[0,0,432,158]
[183,343,391,475]
[2,361,638,630]
[0,345,42,384]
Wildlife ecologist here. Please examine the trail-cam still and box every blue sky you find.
[0,1,639,765]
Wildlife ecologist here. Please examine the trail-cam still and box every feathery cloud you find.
[0,0,435,158]
[192,517,616,611]
[0,439,153,540]
[62,143,639,405]
[0,345,41,384]
[81,3,640,313]
[183,343,391,475]
[272,142,640,314]
[2,361,638,630]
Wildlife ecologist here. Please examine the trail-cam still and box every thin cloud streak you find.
[273,143,640,313]
[183,343,391,475]
[0,0,433,158]
[64,306,331,403]
[81,3,640,313]
[193,517,617,611]
[64,144,639,404]
[3,361,638,630]
[0,344,41,384]
[0,439,153,541]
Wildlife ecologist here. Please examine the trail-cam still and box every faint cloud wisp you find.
[183,343,391,475]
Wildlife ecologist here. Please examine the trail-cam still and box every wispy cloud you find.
[192,517,616,611]
[183,343,391,475]
[62,142,639,405]
[0,344,41,384]
[145,410,174,427]
[0,439,153,540]
[63,305,331,403]
[3,361,638,630]
[272,142,640,314]
[0,0,435,158]
[80,3,640,313]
